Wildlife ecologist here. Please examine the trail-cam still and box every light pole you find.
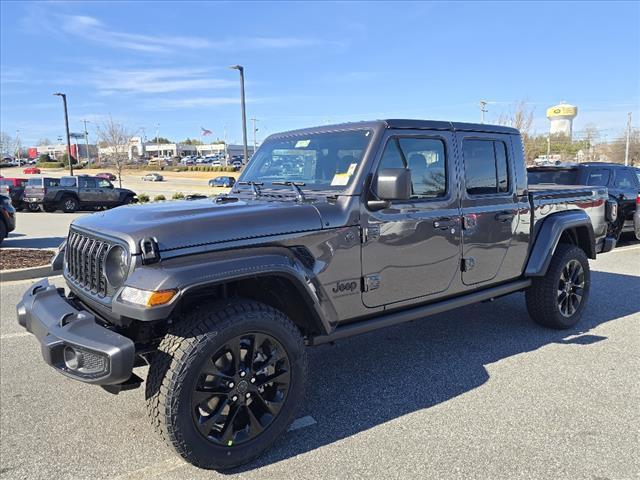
[479,100,488,124]
[251,117,259,156]
[230,65,249,163]
[53,92,73,175]
[82,119,91,165]
[624,112,632,166]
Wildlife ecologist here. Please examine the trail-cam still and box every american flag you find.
[201,127,213,136]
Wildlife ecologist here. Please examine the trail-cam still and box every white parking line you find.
[0,332,31,340]
[612,244,640,252]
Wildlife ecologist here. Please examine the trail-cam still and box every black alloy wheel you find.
[191,332,291,447]
[557,259,585,318]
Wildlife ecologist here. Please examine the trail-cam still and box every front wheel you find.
[145,300,307,470]
[26,203,41,212]
[526,243,590,329]
[43,204,57,213]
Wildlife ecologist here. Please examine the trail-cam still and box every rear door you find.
[613,167,640,220]
[77,177,97,204]
[361,130,461,308]
[457,133,523,286]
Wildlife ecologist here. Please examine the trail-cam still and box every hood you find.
[72,198,323,253]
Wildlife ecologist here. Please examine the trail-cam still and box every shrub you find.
[38,153,52,162]
[153,194,166,201]
[36,161,64,168]
[138,193,150,203]
[171,192,185,200]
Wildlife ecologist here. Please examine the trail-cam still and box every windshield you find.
[528,169,578,185]
[240,129,372,190]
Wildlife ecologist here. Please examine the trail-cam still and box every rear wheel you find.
[60,196,78,213]
[145,300,307,470]
[526,244,590,329]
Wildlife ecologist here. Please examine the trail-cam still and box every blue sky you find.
[1,1,638,146]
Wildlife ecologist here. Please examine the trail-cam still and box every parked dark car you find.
[528,162,640,240]
[0,194,16,246]
[208,176,236,187]
[96,172,117,181]
[0,177,28,211]
[23,175,136,213]
[17,120,616,470]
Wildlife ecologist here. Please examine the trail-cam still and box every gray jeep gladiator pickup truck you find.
[17,120,616,470]
[23,174,136,213]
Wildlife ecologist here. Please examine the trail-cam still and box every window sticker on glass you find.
[295,139,311,148]
[347,163,357,175]
[331,173,351,186]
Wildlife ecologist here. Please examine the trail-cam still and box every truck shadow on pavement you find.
[232,270,640,472]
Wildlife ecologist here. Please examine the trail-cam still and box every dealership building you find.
[116,137,255,160]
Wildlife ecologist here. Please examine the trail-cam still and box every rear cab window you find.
[463,139,510,195]
[585,169,611,186]
[527,169,578,185]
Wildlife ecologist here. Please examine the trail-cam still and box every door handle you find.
[495,211,515,222]
[433,217,457,229]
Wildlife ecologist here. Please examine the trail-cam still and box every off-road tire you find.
[0,221,6,246]
[26,203,40,212]
[145,300,307,470]
[120,195,134,206]
[526,243,590,329]
[43,204,57,213]
[60,196,78,213]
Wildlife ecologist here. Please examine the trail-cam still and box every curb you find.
[0,265,60,282]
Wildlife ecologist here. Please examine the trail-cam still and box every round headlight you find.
[104,245,129,287]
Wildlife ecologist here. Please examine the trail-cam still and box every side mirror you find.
[368,168,412,210]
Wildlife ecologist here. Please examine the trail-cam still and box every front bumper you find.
[16,279,135,385]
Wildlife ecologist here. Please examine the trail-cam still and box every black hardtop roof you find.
[268,119,519,139]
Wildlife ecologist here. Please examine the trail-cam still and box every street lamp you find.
[53,92,73,175]
[229,65,249,164]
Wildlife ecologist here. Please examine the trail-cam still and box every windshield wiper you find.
[272,181,306,201]
[236,181,264,197]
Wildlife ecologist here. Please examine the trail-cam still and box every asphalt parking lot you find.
[0,243,638,479]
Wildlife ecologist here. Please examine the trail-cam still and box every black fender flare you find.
[113,247,334,335]
[525,210,595,277]
[117,191,134,203]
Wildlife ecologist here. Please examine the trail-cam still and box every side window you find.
[378,137,447,198]
[614,170,636,188]
[79,177,97,188]
[463,139,510,195]
[586,170,610,186]
[98,180,112,188]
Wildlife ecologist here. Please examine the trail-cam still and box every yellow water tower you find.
[547,102,578,138]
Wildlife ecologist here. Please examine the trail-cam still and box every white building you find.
[100,137,256,160]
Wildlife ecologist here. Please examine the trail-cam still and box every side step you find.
[309,279,531,345]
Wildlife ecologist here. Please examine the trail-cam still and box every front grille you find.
[66,231,111,297]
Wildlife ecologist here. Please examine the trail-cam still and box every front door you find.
[361,131,461,308]
[457,133,520,285]
[78,176,97,204]
[97,179,120,205]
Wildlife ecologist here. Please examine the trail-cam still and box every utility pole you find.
[15,130,21,161]
[230,65,249,163]
[624,112,632,166]
[479,100,488,124]
[53,92,73,175]
[82,119,90,165]
[251,118,258,155]
[155,123,160,160]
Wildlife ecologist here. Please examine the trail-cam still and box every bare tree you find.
[36,138,53,146]
[496,100,536,164]
[0,131,17,157]
[96,117,133,188]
